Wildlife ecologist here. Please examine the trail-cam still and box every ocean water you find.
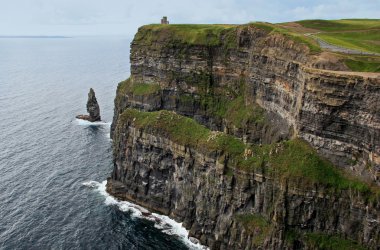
[0,37,201,250]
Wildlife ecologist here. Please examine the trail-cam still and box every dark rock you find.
[108,25,380,249]
[107,125,380,249]
[76,88,101,122]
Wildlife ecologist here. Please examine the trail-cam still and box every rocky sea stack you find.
[76,88,101,122]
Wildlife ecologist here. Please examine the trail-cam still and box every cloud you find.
[0,0,378,36]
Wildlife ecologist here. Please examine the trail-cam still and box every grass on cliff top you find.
[273,26,321,53]
[295,19,380,54]
[344,54,380,72]
[249,22,321,53]
[119,108,378,197]
[296,19,380,32]
[316,31,380,54]
[135,22,321,53]
[135,24,237,46]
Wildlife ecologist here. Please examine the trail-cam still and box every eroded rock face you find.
[107,123,380,249]
[76,88,101,122]
[108,24,380,249]
[111,25,380,182]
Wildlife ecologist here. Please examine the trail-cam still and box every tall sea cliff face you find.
[108,24,380,249]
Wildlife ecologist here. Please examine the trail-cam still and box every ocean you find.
[0,37,201,250]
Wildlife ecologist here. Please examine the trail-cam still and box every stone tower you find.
[161,16,169,24]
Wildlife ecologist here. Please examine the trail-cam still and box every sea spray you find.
[82,181,208,250]
[74,119,111,127]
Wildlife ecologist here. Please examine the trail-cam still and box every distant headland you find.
[0,36,71,39]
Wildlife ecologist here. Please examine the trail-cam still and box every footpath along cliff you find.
[107,23,380,249]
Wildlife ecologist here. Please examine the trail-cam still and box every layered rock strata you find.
[107,109,380,249]
[108,24,380,249]
[111,24,380,181]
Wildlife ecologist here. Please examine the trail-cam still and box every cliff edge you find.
[107,23,380,249]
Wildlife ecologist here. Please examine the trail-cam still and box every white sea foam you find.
[82,180,100,188]
[83,180,208,250]
[75,119,111,127]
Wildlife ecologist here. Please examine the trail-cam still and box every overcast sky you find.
[0,0,379,37]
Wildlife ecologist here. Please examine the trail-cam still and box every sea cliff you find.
[107,24,380,249]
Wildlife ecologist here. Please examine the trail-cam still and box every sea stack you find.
[76,88,101,122]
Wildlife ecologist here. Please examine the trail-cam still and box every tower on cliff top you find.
[161,16,169,24]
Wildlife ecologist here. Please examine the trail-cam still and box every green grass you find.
[272,27,322,53]
[187,80,266,129]
[224,96,265,127]
[134,22,321,53]
[118,108,379,197]
[116,78,161,97]
[119,108,245,157]
[134,24,237,46]
[248,22,275,32]
[295,19,380,55]
[297,19,380,32]
[272,140,371,192]
[131,83,161,95]
[243,22,321,53]
[285,230,367,250]
[304,232,368,250]
[344,56,380,72]
[236,213,271,245]
[316,31,380,54]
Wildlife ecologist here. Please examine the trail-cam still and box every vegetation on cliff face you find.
[117,76,267,131]
[118,108,379,198]
[116,78,161,98]
[304,233,368,250]
[119,108,245,158]
[285,230,367,250]
[236,214,272,245]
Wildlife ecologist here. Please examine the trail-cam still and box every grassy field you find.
[296,19,380,54]
[343,54,380,72]
[316,31,380,54]
[250,22,321,53]
[297,19,380,32]
[286,19,380,71]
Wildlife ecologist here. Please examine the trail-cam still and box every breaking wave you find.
[82,180,208,250]
[75,119,111,126]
